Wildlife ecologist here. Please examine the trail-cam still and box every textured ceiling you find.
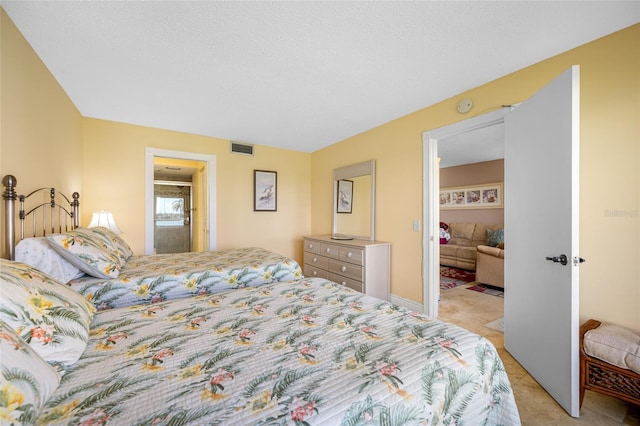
[3,1,639,154]
[438,122,505,168]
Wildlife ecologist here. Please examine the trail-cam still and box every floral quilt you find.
[68,247,303,310]
[38,277,520,425]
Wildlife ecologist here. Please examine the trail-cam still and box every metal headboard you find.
[2,175,80,260]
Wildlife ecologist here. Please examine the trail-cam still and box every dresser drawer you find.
[303,252,329,270]
[338,247,363,265]
[328,259,364,282]
[328,273,363,293]
[304,264,329,279]
[304,239,321,255]
[319,243,341,259]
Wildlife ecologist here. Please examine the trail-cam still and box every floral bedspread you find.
[39,277,521,425]
[68,247,302,310]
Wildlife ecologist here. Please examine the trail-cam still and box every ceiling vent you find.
[230,141,254,156]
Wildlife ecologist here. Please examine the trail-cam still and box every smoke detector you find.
[457,98,473,114]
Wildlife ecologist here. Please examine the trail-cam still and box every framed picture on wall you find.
[337,179,353,213]
[254,170,277,211]
[440,182,503,209]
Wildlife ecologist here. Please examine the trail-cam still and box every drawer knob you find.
[341,281,347,286]
[308,244,314,249]
[312,271,317,276]
[341,266,347,272]
[347,252,352,258]
[326,248,331,254]
[313,257,317,263]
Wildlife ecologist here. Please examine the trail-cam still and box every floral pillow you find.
[46,228,125,279]
[86,226,133,264]
[486,228,504,247]
[15,237,84,283]
[0,259,95,373]
[0,320,61,425]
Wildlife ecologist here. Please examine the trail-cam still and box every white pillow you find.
[15,237,84,283]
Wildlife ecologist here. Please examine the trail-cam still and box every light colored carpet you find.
[484,316,504,333]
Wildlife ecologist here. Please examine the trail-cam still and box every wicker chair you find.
[579,319,640,408]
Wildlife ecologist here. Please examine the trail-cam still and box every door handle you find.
[545,254,568,266]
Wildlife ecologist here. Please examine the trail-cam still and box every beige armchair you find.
[476,245,504,288]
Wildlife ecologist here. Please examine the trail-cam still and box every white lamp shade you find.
[89,211,122,234]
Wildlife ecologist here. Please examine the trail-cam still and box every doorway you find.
[154,181,192,254]
[145,148,217,255]
[422,108,510,317]
[438,127,505,304]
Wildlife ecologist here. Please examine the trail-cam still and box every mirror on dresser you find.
[332,160,375,241]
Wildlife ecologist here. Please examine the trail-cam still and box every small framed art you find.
[254,170,277,211]
[337,179,353,213]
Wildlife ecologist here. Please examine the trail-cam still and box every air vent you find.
[230,141,254,156]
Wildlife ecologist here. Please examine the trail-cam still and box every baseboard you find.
[389,293,424,313]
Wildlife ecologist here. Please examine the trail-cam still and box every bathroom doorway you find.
[145,148,217,255]
[154,181,192,254]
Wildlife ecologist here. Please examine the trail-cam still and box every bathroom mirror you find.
[332,160,375,241]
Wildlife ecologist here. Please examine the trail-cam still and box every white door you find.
[504,66,581,417]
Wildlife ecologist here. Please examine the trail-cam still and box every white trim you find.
[422,136,440,317]
[389,293,424,313]
[569,65,581,417]
[145,148,217,255]
[422,108,510,317]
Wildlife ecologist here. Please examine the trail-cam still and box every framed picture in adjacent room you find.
[440,182,503,209]
[254,170,277,211]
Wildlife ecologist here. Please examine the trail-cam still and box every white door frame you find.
[422,108,510,316]
[145,148,217,255]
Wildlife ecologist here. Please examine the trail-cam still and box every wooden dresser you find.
[303,235,390,301]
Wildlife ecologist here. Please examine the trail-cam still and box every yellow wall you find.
[82,118,311,261]
[0,10,84,257]
[312,24,639,330]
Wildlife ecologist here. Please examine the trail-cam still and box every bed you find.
[64,247,303,310]
[2,175,303,310]
[1,258,521,425]
[1,175,521,424]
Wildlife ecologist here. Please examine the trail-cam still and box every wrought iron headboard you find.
[2,175,80,260]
